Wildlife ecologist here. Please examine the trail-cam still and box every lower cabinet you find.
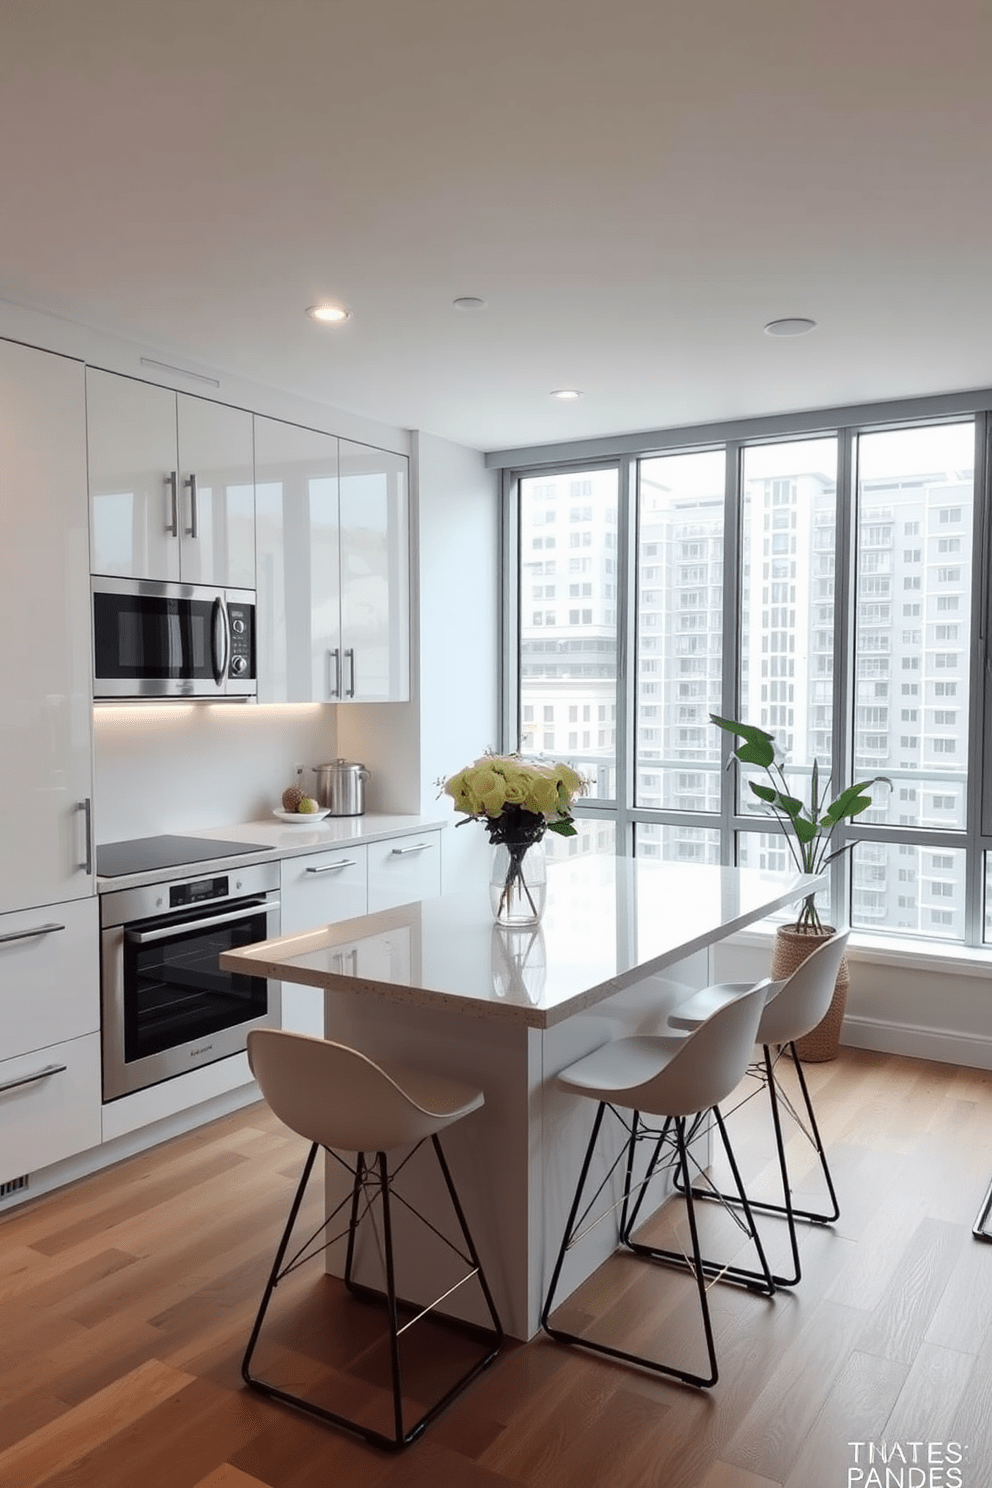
[0,898,101,1187]
[277,830,442,1035]
[279,845,369,1036]
[0,1034,102,1186]
[367,832,441,911]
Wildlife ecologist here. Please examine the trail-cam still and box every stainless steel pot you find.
[314,758,370,816]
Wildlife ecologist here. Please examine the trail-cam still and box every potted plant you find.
[711,714,890,1059]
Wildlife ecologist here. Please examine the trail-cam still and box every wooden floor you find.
[2,1046,992,1487]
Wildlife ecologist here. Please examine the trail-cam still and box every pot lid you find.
[315,758,368,773]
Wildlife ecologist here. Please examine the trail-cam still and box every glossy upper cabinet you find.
[254,415,341,702]
[338,438,410,703]
[0,340,94,910]
[254,416,410,703]
[87,368,255,588]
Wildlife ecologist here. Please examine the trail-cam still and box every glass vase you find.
[489,839,547,926]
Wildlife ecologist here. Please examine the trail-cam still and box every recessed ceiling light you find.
[764,317,817,337]
[306,303,351,324]
[453,296,487,311]
[551,389,583,401]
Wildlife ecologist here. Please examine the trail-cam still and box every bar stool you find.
[243,1029,503,1451]
[541,980,775,1389]
[667,929,850,1287]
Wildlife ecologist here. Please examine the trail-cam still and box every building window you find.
[512,419,977,939]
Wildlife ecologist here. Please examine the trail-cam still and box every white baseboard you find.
[841,1014,992,1070]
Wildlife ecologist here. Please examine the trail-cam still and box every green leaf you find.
[792,816,818,846]
[774,793,806,819]
[710,715,775,768]
[821,777,889,824]
[546,819,577,837]
[748,781,805,820]
[749,782,778,803]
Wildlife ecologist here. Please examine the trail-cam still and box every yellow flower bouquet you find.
[442,753,587,922]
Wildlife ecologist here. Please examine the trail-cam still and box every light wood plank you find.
[0,1048,991,1488]
[192,1467,274,1488]
[0,1358,195,1488]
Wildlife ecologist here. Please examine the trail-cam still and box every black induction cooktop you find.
[96,834,271,879]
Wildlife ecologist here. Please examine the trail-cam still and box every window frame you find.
[497,393,992,948]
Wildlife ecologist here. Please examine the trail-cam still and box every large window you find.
[508,406,990,946]
[518,467,619,813]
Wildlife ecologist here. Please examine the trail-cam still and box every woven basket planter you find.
[769,924,850,1063]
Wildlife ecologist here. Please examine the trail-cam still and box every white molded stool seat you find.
[667,929,851,1286]
[542,979,776,1388]
[243,1029,503,1451]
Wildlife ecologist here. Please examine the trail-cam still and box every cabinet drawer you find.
[367,832,441,911]
[280,846,368,934]
[0,898,99,1063]
[0,1032,102,1185]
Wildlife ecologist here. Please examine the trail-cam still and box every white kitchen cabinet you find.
[0,899,99,1062]
[0,338,94,913]
[278,846,369,1035]
[254,415,409,703]
[254,415,340,703]
[87,368,255,588]
[0,897,101,1187]
[338,438,410,703]
[0,1034,102,1188]
[367,831,441,911]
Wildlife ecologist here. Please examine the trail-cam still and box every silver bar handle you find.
[345,647,356,698]
[125,898,279,945]
[328,647,342,699]
[0,1062,67,1096]
[166,471,179,536]
[79,798,93,875]
[0,921,65,946]
[184,472,198,538]
[305,859,359,874]
[211,596,230,685]
[390,842,433,856]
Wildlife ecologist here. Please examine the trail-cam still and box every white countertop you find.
[95,813,446,893]
[220,857,821,1028]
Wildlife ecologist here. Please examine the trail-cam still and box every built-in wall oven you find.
[100,860,280,1101]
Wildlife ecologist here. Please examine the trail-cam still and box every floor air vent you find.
[0,1175,29,1198]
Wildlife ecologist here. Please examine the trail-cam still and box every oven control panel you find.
[170,875,229,909]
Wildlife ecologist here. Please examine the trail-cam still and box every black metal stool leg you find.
[242,1140,319,1385]
[785,1042,840,1222]
[671,1040,840,1287]
[543,1104,730,1387]
[624,1106,776,1296]
[243,1136,503,1451]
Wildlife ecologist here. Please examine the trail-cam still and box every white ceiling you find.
[4,0,992,453]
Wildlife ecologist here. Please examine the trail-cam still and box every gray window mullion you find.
[830,428,856,925]
[615,454,635,855]
[720,442,743,865]
[500,467,519,754]
[966,412,990,941]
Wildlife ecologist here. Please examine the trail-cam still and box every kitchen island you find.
[221,855,819,1338]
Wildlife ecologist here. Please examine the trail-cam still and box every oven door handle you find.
[124,899,279,945]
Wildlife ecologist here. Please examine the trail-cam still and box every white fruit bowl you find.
[272,807,331,823]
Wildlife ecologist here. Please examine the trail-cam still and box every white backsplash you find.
[93,703,338,843]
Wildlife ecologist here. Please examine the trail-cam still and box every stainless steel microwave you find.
[92,576,257,700]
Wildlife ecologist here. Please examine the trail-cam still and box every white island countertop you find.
[221,856,821,1028]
